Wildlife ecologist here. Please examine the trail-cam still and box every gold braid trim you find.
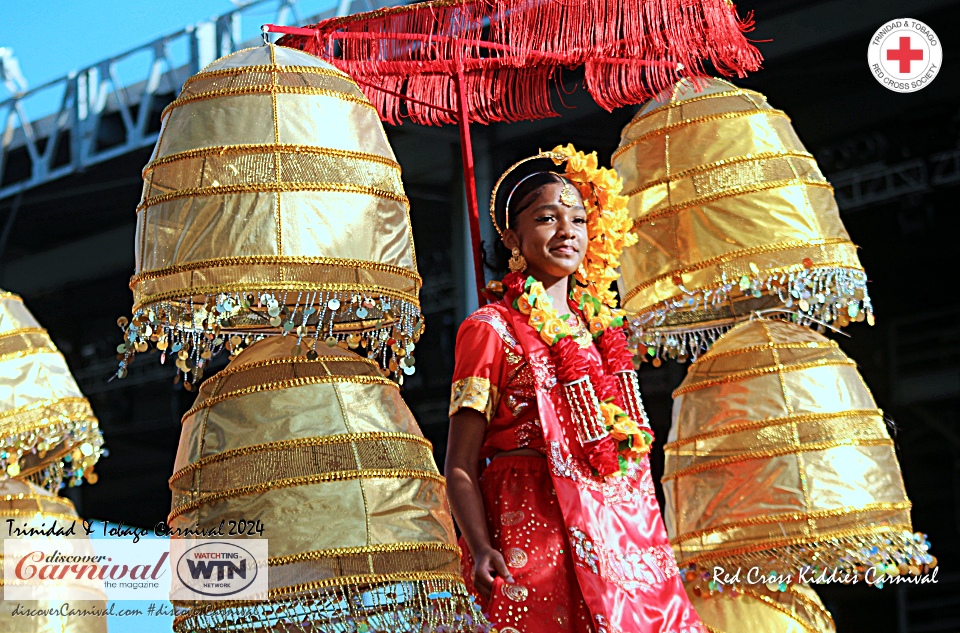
[613,109,791,160]
[624,88,769,128]
[664,409,882,450]
[182,374,396,419]
[0,328,54,358]
[145,143,400,173]
[672,359,858,397]
[137,181,409,211]
[201,353,382,383]
[735,586,832,633]
[671,501,913,544]
[630,178,834,228]
[0,291,23,302]
[0,397,97,437]
[132,254,421,286]
[0,395,92,424]
[621,238,856,304]
[677,524,915,567]
[0,511,79,523]
[779,585,836,623]
[184,64,353,84]
[133,280,419,314]
[0,346,58,364]
[0,326,47,341]
[692,340,839,364]
[162,84,376,119]
[168,468,445,519]
[269,541,460,566]
[169,432,431,485]
[623,150,816,197]
[1,492,76,505]
[662,438,894,481]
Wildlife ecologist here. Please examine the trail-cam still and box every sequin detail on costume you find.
[547,441,648,505]
[502,582,529,602]
[528,355,556,389]
[514,417,543,447]
[605,544,681,592]
[468,306,518,348]
[500,510,525,526]
[506,547,529,568]
[569,527,600,574]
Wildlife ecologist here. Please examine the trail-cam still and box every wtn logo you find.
[174,542,262,598]
[185,558,247,581]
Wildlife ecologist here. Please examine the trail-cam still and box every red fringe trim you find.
[277,0,762,126]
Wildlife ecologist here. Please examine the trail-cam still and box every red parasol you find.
[266,0,762,304]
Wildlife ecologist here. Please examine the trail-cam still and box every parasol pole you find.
[454,67,487,307]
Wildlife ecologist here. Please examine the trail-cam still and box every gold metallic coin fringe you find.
[627,264,873,363]
[171,576,493,633]
[678,528,934,592]
[0,397,103,491]
[117,288,423,385]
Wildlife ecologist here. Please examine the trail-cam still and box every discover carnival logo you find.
[3,538,268,601]
[868,18,942,93]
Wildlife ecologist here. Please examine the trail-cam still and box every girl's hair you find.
[484,159,570,276]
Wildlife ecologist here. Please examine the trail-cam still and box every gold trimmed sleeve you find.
[449,377,499,424]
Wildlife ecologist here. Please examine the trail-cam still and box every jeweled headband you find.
[490,150,572,237]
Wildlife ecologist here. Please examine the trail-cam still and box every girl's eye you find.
[573,217,587,224]
[536,215,555,222]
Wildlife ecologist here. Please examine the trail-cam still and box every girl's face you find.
[504,181,588,285]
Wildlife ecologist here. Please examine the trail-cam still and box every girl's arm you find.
[445,408,514,598]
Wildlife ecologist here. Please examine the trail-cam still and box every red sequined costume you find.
[450,301,705,633]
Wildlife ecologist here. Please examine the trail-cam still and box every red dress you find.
[449,302,704,633]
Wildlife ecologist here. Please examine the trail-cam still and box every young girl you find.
[444,146,705,633]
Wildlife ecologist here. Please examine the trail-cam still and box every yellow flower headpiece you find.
[548,144,637,311]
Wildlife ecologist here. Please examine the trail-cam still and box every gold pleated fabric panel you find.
[122,44,423,384]
[134,44,415,304]
[686,584,835,633]
[0,479,108,633]
[169,336,485,632]
[612,79,873,361]
[663,319,931,578]
[0,290,103,491]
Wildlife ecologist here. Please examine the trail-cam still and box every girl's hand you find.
[472,547,515,600]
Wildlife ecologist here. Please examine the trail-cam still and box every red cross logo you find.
[886,36,924,73]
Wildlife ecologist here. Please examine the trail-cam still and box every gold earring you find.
[509,247,527,273]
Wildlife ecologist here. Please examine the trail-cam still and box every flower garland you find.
[499,144,652,478]
[551,144,638,313]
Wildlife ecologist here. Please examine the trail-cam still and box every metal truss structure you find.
[830,148,960,211]
[0,0,397,201]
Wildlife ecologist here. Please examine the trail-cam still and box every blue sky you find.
[2,1,239,87]
[1,0,340,99]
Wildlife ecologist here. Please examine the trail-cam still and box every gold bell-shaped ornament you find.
[0,290,103,491]
[613,78,873,362]
[663,319,934,586]
[119,44,422,384]
[0,478,108,633]
[168,336,489,632]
